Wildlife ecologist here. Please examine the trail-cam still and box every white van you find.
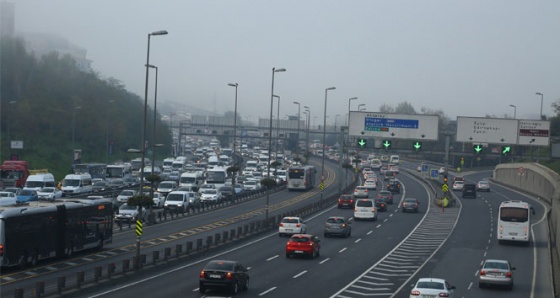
[354,199,377,221]
[390,155,400,165]
[179,171,204,189]
[24,173,56,191]
[61,173,93,196]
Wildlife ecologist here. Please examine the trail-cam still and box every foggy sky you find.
[13,0,560,124]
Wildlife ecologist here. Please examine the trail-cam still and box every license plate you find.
[209,274,221,279]
[285,229,293,232]
[509,232,518,236]
[295,250,304,253]
[424,296,436,298]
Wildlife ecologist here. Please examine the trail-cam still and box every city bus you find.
[205,167,228,189]
[72,163,107,179]
[0,200,113,267]
[105,163,132,182]
[287,165,316,191]
[497,200,534,245]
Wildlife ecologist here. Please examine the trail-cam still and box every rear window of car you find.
[205,261,234,271]
[327,218,345,224]
[356,200,373,207]
[463,184,476,189]
[290,236,310,243]
[282,218,300,224]
[417,281,444,290]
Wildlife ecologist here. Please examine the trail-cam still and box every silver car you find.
[353,186,369,198]
[324,216,351,238]
[479,259,515,290]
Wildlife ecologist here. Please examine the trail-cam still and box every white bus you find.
[497,200,534,245]
[205,167,228,189]
[287,165,316,191]
[105,164,132,182]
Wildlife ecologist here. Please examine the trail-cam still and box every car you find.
[199,260,249,294]
[116,189,137,203]
[324,216,352,238]
[479,259,515,289]
[417,163,425,172]
[377,190,394,204]
[383,171,394,181]
[152,192,164,208]
[389,165,399,174]
[374,198,388,212]
[452,180,464,191]
[233,184,244,194]
[16,189,38,203]
[354,199,377,221]
[3,187,21,196]
[218,186,234,201]
[0,192,17,206]
[198,183,216,194]
[410,278,455,298]
[92,181,110,192]
[123,176,140,187]
[168,171,181,181]
[462,183,476,198]
[243,180,261,191]
[453,176,465,183]
[278,216,307,237]
[337,194,355,208]
[354,186,369,198]
[402,198,420,213]
[477,180,491,192]
[363,179,377,190]
[285,234,321,258]
[37,187,63,201]
[108,179,126,189]
[200,189,223,204]
[163,191,191,212]
[387,179,401,193]
[438,167,446,174]
[156,180,178,197]
[380,166,389,174]
[115,203,146,222]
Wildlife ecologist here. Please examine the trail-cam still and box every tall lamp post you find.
[169,113,176,156]
[138,29,167,268]
[228,82,239,200]
[146,64,159,199]
[266,67,286,220]
[322,87,336,200]
[536,92,544,120]
[334,114,340,132]
[346,97,357,163]
[293,101,301,160]
[273,95,280,161]
[509,104,517,119]
[106,100,114,163]
[304,106,310,160]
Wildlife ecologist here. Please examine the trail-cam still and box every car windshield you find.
[203,189,217,194]
[20,190,34,196]
[166,194,184,201]
[120,205,136,211]
[121,190,134,195]
[40,188,55,193]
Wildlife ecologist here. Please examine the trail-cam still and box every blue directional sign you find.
[365,118,420,130]
[430,169,439,179]
[422,164,429,172]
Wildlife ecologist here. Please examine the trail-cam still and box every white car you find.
[354,199,377,221]
[278,216,307,237]
[410,278,455,298]
[200,189,222,204]
[116,204,146,222]
[37,187,63,201]
[363,179,377,190]
[244,180,261,191]
[152,192,164,208]
[117,189,137,203]
[452,181,464,191]
[0,192,17,206]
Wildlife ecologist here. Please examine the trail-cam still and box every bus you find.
[105,164,132,182]
[72,163,107,179]
[0,200,113,267]
[497,200,534,245]
[205,167,228,189]
[287,165,316,191]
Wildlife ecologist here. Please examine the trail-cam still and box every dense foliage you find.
[0,37,172,180]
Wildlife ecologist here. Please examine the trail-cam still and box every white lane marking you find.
[383,219,388,222]
[355,238,362,243]
[266,255,279,261]
[339,247,347,253]
[367,231,373,235]
[259,287,277,296]
[319,258,330,264]
[376,224,382,228]
[389,214,394,217]
[293,270,307,278]
[468,281,473,290]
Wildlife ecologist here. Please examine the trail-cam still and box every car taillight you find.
[296,223,301,227]
[279,223,284,227]
[365,189,368,192]
[480,270,485,276]
[200,270,205,278]
[0,244,3,256]
[506,271,512,277]
[410,290,420,296]
[438,293,450,297]
[226,272,233,280]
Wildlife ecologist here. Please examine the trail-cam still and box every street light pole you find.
[138,29,167,268]
[266,67,286,220]
[322,87,336,201]
[304,106,310,159]
[334,114,340,132]
[273,95,280,162]
[509,104,517,119]
[146,64,159,199]
[72,106,82,151]
[169,113,176,156]
[293,101,300,160]
[536,92,544,120]
[106,100,114,163]
[228,82,239,200]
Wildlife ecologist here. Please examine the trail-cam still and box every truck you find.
[0,160,30,188]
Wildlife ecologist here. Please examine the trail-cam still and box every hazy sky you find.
[13,0,560,124]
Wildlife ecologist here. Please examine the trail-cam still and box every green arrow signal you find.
[414,142,422,150]
[358,139,367,147]
[502,146,511,154]
[383,140,391,148]
[474,145,483,153]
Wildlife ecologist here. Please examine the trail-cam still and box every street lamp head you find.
[146,64,157,69]
[349,97,358,100]
[326,87,336,91]
[273,95,280,99]
[150,30,168,36]
[509,104,516,108]
[536,92,543,96]
[293,101,300,105]
[304,106,309,109]
[274,68,286,72]
[228,83,238,87]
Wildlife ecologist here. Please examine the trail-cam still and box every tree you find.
[395,101,416,114]
[379,103,394,113]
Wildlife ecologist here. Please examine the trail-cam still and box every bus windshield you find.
[288,169,305,179]
[500,207,528,222]
[206,171,226,183]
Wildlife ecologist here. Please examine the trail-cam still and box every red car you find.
[285,234,321,259]
[338,194,355,208]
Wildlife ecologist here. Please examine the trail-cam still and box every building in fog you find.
[0,1,15,37]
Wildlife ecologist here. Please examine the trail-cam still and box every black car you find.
[402,198,419,213]
[374,198,388,212]
[462,183,477,198]
[218,186,234,201]
[199,260,249,294]
[387,179,401,193]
